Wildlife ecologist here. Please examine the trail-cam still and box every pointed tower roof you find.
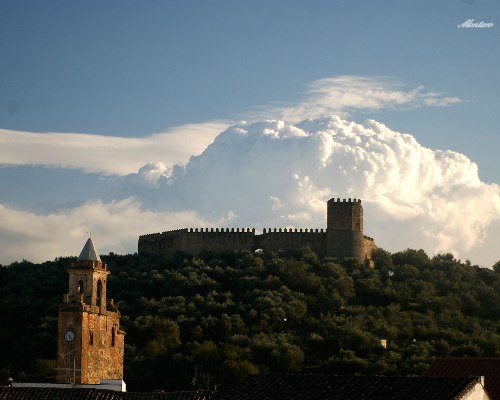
[78,237,101,262]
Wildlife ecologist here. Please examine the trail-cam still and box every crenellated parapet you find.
[139,227,257,255]
[262,228,325,233]
[330,197,362,204]
[138,198,377,264]
[188,227,255,233]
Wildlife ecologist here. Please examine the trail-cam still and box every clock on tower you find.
[56,238,125,387]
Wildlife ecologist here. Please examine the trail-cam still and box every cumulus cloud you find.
[254,76,462,122]
[2,76,491,266]
[0,121,229,175]
[0,199,228,264]
[115,116,500,266]
[0,75,460,176]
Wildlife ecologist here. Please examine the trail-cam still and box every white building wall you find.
[460,382,490,400]
[12,379,126,392]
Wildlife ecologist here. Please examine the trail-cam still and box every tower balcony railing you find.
[63,293,85,304]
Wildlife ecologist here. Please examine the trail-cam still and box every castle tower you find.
[57,238,125,388]
[326,198,365,262]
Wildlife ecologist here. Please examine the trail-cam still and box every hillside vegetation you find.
[1,248,499,391]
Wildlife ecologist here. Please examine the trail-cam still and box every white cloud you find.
[0,121,229,175]
[117,116,499,266]
[1,115,498,267]
[254,76,462,122]
[0,199,227,264]
[3,77,492,266]
[0,75,461,177]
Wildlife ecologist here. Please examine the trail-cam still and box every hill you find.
[1,248,499,391]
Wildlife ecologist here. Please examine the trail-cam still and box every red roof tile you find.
[216,374,482,400]
[0,374,486,400]
[426,357,500,400]
[0,388,213,400]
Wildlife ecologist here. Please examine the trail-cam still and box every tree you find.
[143,318,181,359]
[493,260,500,274]
[2,249,500,390]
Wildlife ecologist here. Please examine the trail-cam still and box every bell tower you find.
[57,238,125,389]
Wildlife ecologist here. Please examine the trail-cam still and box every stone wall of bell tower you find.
[67,260,109,313]
[56,238,125,385]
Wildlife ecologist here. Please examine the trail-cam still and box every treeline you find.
[1,248,499,391]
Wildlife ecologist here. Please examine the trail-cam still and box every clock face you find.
[64,330,75,342]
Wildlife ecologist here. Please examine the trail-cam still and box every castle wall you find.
[138,198,376,263]
[257,228,327,256]
[326,198,365,261]
[139,228,256,255]
[138,229,189,254]
[363,235,376,263]
[139,228,328,256]
[184,228,256,254]
[327,230,365,260]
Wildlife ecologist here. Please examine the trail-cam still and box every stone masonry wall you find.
[82,311,124,384]
[57,307,124,384]
[139,228,328,256]
[257,228,327,256]
[138,198,376,263]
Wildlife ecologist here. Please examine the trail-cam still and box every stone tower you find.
[56,238,125,387]
[326,198,365,261]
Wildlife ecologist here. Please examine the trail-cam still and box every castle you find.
[139,198,376,263]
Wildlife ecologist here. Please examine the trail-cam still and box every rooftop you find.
[1,374,486,400]
[0,388,213,400]
[426,357,500,400]
[78,237,101,262]
[216,374,484,400]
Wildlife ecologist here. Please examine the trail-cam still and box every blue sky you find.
[1,1,499,265]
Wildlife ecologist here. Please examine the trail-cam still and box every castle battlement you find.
[329,197,362,204]
[263,228,326,233]
[138,229,188,242]
[189,227,255,233]
[138,198,376,264]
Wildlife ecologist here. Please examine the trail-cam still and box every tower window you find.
[96,279,103,308]
[77,280,84,294]
[111,326,115,347]
[89,331,94,345]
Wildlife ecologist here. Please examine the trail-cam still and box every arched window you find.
[111,326,115,347]
[96,280,103,308]
[89,331,94,345]
[77,280,84,294]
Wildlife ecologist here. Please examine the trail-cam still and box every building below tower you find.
[139,198,376,264]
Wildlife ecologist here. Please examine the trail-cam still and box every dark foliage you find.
[1,249,499,391]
